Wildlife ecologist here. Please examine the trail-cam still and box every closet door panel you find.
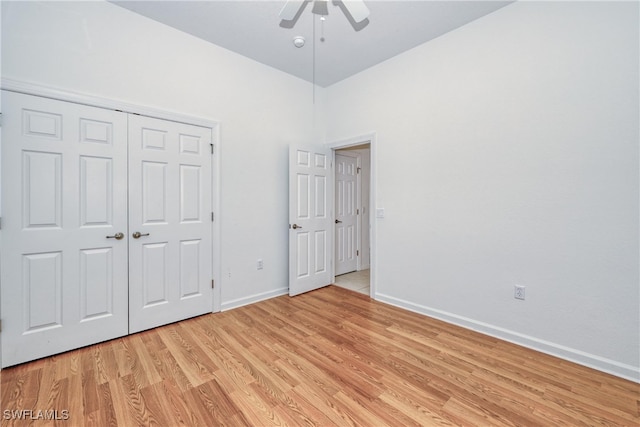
[128,115,213,333]
[1,91,129,367]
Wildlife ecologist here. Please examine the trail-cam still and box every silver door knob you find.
[132,231,150,239]
[106,232,125,240]
[291,224,303,229]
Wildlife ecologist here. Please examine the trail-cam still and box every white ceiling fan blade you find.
[279,0,308,21]
[341,0,369,23]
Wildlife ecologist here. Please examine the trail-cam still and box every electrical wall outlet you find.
[514,285,526,300]
[257,259,263,270]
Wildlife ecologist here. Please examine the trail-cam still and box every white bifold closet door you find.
[1,91,214,367]
[128,114,213,333]
[1,91,129,367]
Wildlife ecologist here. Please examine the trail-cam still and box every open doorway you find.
[333,143,371,296]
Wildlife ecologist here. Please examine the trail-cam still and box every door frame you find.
[326,133,377,298]
[0,79,222,367]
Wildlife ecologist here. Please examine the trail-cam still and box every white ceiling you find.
[112,1,512,87]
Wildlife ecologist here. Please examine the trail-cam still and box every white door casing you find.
[128,114,213,333]
[359,149,371,270]
[289,145,333,296]
[1,91,129,367]
[335,152,359,275]
[326,134,377,298]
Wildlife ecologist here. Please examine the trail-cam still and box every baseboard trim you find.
[221,287,288,312]
[375,293,640,383]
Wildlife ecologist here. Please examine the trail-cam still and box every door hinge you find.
[211,279,215,289]
[0,216,2,230]
[357,250,359,256]
[210,143,214,155]
[356,209,359,215]
[211,212,215,222]
[357,167,361,174]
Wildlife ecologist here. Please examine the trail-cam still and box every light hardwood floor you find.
[1,286,638,426]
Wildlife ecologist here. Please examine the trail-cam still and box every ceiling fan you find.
[279,0,370,31]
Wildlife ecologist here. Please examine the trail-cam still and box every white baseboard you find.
[221,287,288,312]
[375,293,640,384]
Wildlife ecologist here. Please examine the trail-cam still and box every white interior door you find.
[335,152,359,275]
[128,115,213,333]
[1,91,129,367]
[289,145,333,296]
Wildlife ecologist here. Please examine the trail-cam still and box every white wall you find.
[1,1,324,309]
[326,1,639,381]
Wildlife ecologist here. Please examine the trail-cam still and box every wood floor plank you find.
[114,373,157,426]
[65,370,83,425]
[158,380,212,427]
[288,383,354,427]
[111,338,135,380]
[1,370,37,413]
[331,390,394,427]
[270,343,343,397]
[442,396,517,427]
[47,376,69,426]
[543,385,637,425]
[235,344,299,393]
[155,324,217,388]
[227,387,288,426]
[33,363,62,415]
[107,376,133,427]
[1,285,638,426]
[95,381,118,427]
[155,348,194,393]
[284,385,345,427]
[379,389,457,426]
[129,334,163,388]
